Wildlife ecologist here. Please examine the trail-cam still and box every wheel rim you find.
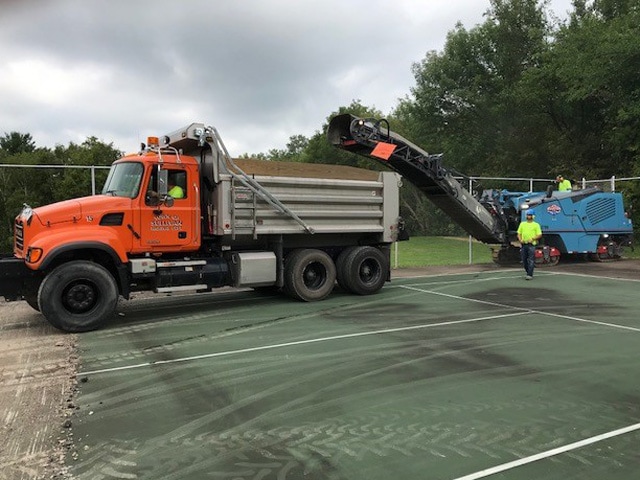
[62,281,98,314]
[303,263,326,290]
[359,259,381,284]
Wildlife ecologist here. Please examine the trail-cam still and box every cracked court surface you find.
[67,263,640,480]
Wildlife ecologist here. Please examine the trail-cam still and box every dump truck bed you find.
[211,164,400,242]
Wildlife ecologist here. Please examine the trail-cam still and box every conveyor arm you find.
[327,114,506,244]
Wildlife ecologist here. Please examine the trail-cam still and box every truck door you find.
[138,166,197,251]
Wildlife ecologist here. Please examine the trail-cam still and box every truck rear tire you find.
[339,246,388,295]
[284,249,336,302]
[335,246,358,290]
[38,261,119,332]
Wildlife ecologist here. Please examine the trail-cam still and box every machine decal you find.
[547,204,561,216]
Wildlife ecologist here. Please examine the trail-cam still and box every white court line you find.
[400,285,640,333]
[82,275,639,376]
[394,267,640,283]
[451,422,640,480]
[403,276,640,479]
[543,269,640,283]
[391,273,524,287]
[392,269,520,281]
[79,311,528,376]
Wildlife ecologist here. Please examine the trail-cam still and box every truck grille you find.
[14,220,24,252]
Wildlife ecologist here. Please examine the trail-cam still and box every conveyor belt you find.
[327,114,506,244]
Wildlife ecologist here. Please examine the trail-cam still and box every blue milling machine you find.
[328,114,633,266]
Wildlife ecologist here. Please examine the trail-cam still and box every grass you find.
[392,236,640,268]
[392,236,494,268]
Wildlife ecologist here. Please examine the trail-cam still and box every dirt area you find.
[1,259,638,480]
[0,303,77,480]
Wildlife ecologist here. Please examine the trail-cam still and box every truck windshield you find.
[101,162,144,198]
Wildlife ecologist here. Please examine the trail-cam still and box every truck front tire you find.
[38,261,119,332]
[284,249,336,302]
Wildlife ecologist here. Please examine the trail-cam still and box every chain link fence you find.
[2,163,638,197]
[0,163,110,195]
[2,164,638,264]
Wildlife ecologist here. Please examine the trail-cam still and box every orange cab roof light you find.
[147,136,159,147]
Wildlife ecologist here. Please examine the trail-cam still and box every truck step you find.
[155,284,209,294]
[156,260,207,268]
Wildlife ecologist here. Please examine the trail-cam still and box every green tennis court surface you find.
[68,265,640,479]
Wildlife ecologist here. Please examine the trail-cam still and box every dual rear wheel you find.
[336,246,388,295]
[284,246,388,302]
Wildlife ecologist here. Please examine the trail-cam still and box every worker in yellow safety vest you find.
[555,175,572,191]
[517,209,542,280]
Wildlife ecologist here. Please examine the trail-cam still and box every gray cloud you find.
[0,0,574,155]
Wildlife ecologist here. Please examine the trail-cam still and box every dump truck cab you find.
[108,151,202,254]
[14,144,203,273]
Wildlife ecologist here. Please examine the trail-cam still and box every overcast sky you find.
[0,0,574,156]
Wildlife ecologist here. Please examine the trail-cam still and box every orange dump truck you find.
[0,123,405,332]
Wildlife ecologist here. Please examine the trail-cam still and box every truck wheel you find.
[284,249,336,302]
[37,261,118,332]
[340,246,388,295]
[335,247,358,290]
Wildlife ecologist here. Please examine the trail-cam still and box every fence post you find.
[394,241,398,269]
[611,175,616,192]
[91,166,96,195]
[468,178,474,264]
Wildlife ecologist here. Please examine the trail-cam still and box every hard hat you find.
[526,209,535,216]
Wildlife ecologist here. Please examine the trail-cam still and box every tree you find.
[0,136,122,253]
[0,132,36,155]
[51,137,121,200]
[540,0,640,179]
[303,100,386,169]
[259,134,310,161]
[0,148,58,251]
[398,0,554,179]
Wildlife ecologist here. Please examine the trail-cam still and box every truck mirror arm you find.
[161,194,174,208]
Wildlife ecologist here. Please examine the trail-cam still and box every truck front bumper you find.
[0,255,35,301]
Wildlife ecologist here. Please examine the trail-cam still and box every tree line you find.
[1,0,638,253]
[0,133,121,252]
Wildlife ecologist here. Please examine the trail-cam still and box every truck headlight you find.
[26,247,43,263]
